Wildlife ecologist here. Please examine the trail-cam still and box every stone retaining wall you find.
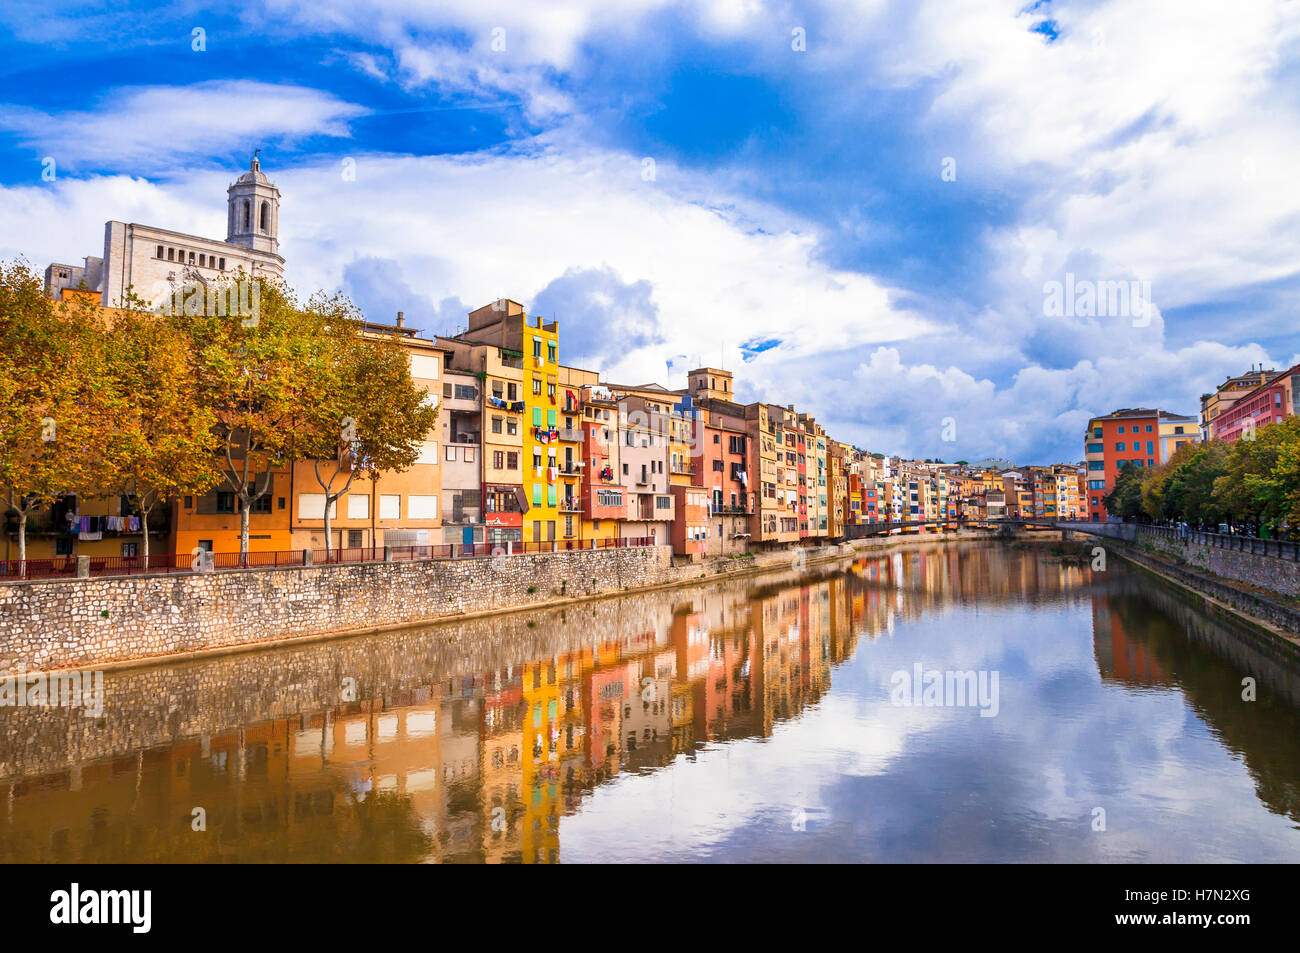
[0,530,997,676]
[1134,527,1300,600]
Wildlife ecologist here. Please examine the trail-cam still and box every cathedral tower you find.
[227,151,280,255]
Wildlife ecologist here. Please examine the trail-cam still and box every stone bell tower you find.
[227,150,280,255]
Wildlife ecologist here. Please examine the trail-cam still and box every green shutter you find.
[533,485,542,506]
[547,409,557,427]
[533,407,542,426]
[547,486,557,506]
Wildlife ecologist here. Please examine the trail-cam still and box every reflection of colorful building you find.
[4,572,872,864]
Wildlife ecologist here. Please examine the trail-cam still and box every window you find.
[218,257,225,270]
[446,445,456,462]
[465,447,474,463]
[547,344,556,363]
[507,419,518,436]
[378,496,400,518]
[167,248,175,261]
[1117,425,1125,433]
[494,451,505,469]
[122,542,138,558]
[532,379,542,396]
[547,383,556,400]
[506,452,518,470]
[408,495,438,519]
[347,495,369,519]
[216,491,235,514]
[1146,425,1153,432]
[156,244,164,258]
[533,338,542,359]
[1087,443,1103,453]
[298,494,336,519]
[1115,442,1125,451]
[1174,426,1184,434]
[410,354,440,379]
[260,201,269,232]
[507,382,517,401]
[347,529,363,548]
[492,416,503,434]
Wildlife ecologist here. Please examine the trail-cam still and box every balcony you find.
[712,504,753,517]
[558,428,583,442]
[559,499,582,513]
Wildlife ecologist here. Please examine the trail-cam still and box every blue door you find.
[462,526,474,548]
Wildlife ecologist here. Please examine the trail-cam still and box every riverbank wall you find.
[1133,527,1300,599]
[0,530,999,676]
[1101,541,1300,654]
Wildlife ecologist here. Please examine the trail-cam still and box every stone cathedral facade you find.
[44,154,285,308]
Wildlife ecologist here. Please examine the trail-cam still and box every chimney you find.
[396,311,405,328]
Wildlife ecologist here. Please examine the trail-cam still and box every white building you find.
[45,154,284,307]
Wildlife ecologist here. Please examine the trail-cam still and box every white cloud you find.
[0,81,367,172]
[1,138,930,392]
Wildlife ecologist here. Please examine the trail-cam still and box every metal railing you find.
[0,536,660,582]
[1139,524,1300,561]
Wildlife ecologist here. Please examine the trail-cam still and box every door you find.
[462,525,474,547]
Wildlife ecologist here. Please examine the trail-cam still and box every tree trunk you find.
[17,508,26,579]
[139,504,151,564]
[239,502,250,566]
[323,500,333,560]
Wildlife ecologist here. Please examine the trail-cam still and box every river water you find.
[2,540,1298,863]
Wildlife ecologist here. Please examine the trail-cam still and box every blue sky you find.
[2,0,1298,464]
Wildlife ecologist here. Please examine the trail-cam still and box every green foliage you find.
[1119,420,1300,537]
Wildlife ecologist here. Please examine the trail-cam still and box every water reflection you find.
[2,542,1298,863]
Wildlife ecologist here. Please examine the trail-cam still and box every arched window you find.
[259,201,269,232]
[242,200,250,229]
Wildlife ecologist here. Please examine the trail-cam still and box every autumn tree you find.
[0,260,114,571]
[184,275,340,560]
[100,292,221,562]
[298,293,439,557]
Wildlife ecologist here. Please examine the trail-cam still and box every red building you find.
[1214,363,1297,443]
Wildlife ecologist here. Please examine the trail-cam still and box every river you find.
[2,540,1298,862]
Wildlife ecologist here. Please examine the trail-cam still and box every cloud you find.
[2,138,930,390]
[531,266,664,377]
[0,81,367,172]
[4,0,1299,463]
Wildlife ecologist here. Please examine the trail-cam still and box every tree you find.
[100,293,221,562]
[0,261,112,571]
[1215,417,1300,537]
[296,293,438,557]
[184,275,343,560]
[1103,462,1145,520]
[1163,441,1227,528]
